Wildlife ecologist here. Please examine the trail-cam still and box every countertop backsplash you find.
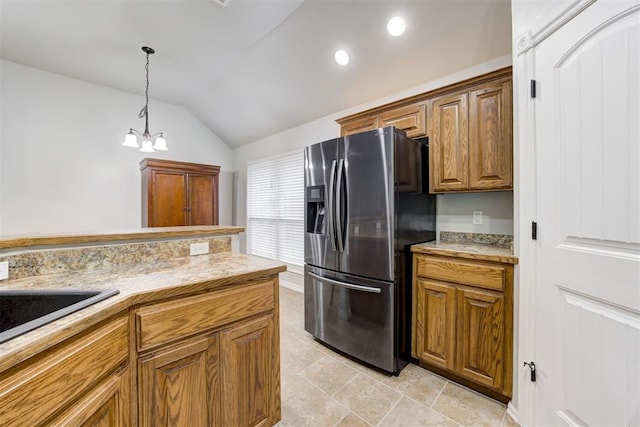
[0,236,231,281]
[439,231,513,250]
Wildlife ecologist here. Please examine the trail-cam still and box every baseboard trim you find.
[507,401,519,425]
[279,279,303,293]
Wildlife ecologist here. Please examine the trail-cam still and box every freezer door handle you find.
[336,158,345,252]
[328,160,337,251]
[308,271,382,294]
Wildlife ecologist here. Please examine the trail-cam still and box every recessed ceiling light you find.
[334,50,349,66]
[387,16,406,36]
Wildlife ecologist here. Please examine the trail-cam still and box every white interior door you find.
[533,1,640,425]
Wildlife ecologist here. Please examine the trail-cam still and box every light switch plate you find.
[0,261,8,280]
[473,211,483,225]
[190,242,209,256]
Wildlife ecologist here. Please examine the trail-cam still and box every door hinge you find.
[532,221,538,240]
[523,361,536,382]
[530,79,537,98]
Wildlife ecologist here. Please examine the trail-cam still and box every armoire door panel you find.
[188,174,216,226]
[152,171,187,227]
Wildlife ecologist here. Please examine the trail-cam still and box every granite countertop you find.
[0,251,286,373]
[0,225,244,250]
[412,241,518,264]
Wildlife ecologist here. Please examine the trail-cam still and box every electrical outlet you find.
[473,211,483,225]
[0,261,8,280]
[190,242,209,256]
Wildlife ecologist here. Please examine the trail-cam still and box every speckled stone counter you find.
[0,251,286,373]
[412,232,518,264]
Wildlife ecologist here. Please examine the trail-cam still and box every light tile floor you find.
[276,285,519,427]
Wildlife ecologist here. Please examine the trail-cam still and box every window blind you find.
[246,150,304,266]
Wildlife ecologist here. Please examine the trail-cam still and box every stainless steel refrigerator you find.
[304,126,436,374]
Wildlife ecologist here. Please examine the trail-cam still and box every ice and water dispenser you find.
[306,185,325,234]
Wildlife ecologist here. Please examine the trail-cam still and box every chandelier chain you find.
[145,52,150,112]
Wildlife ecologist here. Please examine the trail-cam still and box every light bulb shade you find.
[153,134,168,151]
[122,131,139,147]
[140,139,155,153]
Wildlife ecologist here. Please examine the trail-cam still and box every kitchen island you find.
[0,226,285,426]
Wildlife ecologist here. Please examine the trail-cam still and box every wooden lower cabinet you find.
[221,315,276,427]
[136,279,281,427]
[138,334,220,426]
[0,315,130,426]
[413,279,456,370]
[50,368,131,427]
[456,287,505,389]
[412,253,513,400]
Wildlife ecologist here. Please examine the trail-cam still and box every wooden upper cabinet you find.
[340,116,380,136]
[430,92,469,192]
[380,103,427,138]
[140,159,220,227]
[429,77,513,193]
[338,102,427,138]
[468,80,513,190]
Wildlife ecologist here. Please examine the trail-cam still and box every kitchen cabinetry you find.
[338,102,427,138]
[429,79,512,192]
[135,279,280,427]
[140,158,220,227]
[336,67,512,194]
[412,253,513,400]
[0,315,130,426]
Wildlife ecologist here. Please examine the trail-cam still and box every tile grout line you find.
[374,393,404,427]
[429,379,449,409]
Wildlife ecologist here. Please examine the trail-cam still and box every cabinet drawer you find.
[416,256,505,291]
[136,280,275,351]
[381,103,426,138]
[0,315,129,426]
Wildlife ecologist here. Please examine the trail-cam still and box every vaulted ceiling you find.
[0,0,512,147]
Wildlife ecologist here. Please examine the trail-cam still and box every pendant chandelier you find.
[122,46,167,152]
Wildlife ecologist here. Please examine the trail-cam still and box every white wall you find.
[0,59,233,234]
[234,54,515,251]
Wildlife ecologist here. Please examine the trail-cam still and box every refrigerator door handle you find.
[336,158,345,252]
[328,160,337,251]
[308,271,382,294]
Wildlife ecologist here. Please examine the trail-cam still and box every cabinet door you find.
[138,335,220,427]
[220,315,275,427]
[341,116,380,136]
[413,279,456,370]
[456,287,504,389]
[468,80,513,190]
[430,93,469,192]
[50,368,131,427]
[381,103,426,138]
[188,173,218,225]
[151,170,187,226]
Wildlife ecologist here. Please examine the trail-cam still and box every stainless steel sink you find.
[0,289,119,344]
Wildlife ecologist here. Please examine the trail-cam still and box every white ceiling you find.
[0,0,512,148]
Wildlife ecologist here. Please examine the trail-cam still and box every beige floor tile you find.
[382,363,448,406]
[299,355,360,395]
[379,396,459,427]
[280,380,350,427]
[280,338,327,374]
[432,383,506,427]
[335,412,373,427]
[333,373,402,425]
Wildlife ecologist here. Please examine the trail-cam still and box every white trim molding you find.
[516,0,597,56]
